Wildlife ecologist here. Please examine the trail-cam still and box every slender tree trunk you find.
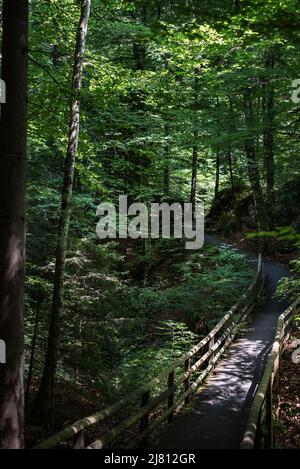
[129,15,148,192]
[0,0,28,449]
[190,70,200,216]
[262,56,275,226]
[255,95,261,156]
[214,98,221,200]
[243,87,269,235]
[25,304,40,407]
[163,52,171,198]
[228,145,235,196]
[232,0,240,11]
[163,122,170,196]
[191,147,198,215]
[32,0,91,421]
[227,97,236,197]
[215,151,220,199]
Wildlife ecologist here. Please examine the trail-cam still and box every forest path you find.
[158,234,291,449]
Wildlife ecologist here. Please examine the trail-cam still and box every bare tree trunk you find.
[243,87,269,235]
[262,55,275,227]
[163,122,170,196]
[214,99,223,200]
[191,147,198,214]
[228,145,235,196]
[232,0,240,11]
[227,97,236,197]
[215,151,220,199]
[0,0,28,449]
[163,52,171,198]
[32,0,91,422]
[25,304,40,407]
[190,70,200,216]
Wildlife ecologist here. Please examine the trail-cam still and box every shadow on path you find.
[158,234,291,449]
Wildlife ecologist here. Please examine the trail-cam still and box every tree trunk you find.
[227,97,235,197]
[127,14,148,193]
[163,122,170,196]
[32,0,91,422]
[215,151,220,199]
[190,70,200,216]
[262,56,275,227]
[228,145,235,196]
[232,0,240,11]
[25,304,40,407]
[0,0,28,449]
[243,87,269,235]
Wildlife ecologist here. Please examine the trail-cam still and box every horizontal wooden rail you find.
[33,254,264,450]
[241,298,300,449]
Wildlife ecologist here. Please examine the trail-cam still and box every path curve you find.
[158,234,291,449]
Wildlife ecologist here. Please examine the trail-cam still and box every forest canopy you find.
[0,0,299,450]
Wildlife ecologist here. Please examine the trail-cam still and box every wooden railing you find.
[33,255,264,449]
[241,298,300,449]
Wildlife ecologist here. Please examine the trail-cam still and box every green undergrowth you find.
[25,240,255,405]
[108,243,255,400]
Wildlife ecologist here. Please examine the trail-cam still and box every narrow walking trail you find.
[158,234,291,449]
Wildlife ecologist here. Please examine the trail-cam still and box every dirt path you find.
[158,235,292,449]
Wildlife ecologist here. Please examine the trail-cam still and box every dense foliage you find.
[25,242,254,402]
[24,0,300,419]
[0,0,299,446]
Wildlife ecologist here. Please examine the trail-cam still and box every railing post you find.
[254,408,263,449]
[209,338,215,368]
[273,354,280,390]
[225,327,232,349]
[273,353,280,435]
[167,371,175,423]
[73,430,85,449]
[184,358,191,406]
[139,391,150,448]
[265,379,274,449]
